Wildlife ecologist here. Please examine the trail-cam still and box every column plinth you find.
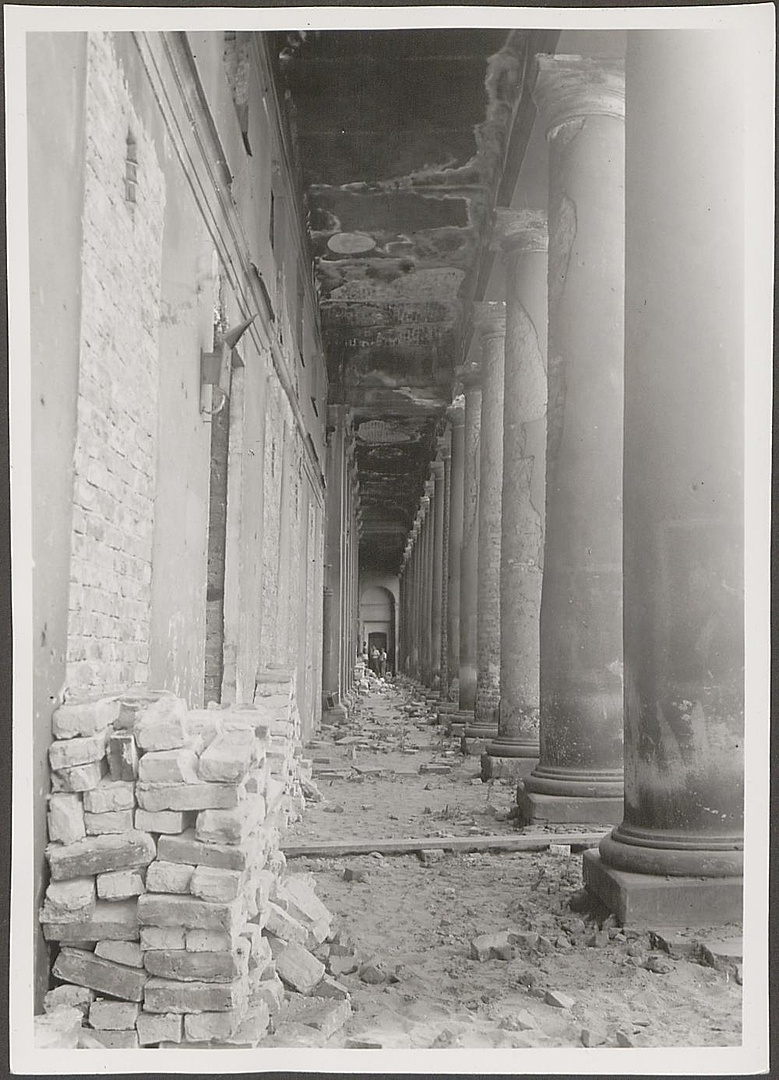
[520,56,626,822]
[465,302,505,748]
[584,31,744,925]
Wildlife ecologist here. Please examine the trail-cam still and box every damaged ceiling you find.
[279,28,555,570]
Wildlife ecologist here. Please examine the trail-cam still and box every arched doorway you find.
[359,585,396,675]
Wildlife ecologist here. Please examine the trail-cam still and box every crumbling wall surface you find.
[67,32,166,694]
[37,674,341,1049]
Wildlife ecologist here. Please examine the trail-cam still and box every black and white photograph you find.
[6,3,773,1074]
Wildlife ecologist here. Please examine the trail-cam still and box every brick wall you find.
[66,32,165,692]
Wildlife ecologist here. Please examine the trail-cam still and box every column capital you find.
[533,55,625,138]
[455,361,482,391]
[473,300,506,342]
[446,394,466,426]
[495,208,548,256]
[431,460,445,480]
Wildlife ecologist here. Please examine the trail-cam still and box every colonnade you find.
[398,34,744,923]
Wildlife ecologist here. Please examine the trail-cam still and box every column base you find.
[322,704,349,725]
[582,849,744,927]
[517,787,623,825]
[480,752,538,782]
[448,710,472,737]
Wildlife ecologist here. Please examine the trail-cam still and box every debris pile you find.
[37,675,331,1049]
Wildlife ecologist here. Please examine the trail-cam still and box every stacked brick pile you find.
[38,675,325,1049]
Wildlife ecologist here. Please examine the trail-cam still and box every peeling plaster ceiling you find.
[280,28,544,570]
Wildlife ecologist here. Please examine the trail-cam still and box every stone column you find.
[411,516,422,681]
[584,31,745,923]
[456,367,481,724]
[425,481,436,682]
[322,405,349,717]
[446,397,465,706]
[484,211,548,779]
[437,435,451,703]
[430,459,445,691]
[464,302,506,750]
[520,56,626,823]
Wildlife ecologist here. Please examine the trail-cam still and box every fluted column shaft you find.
[446,399,465,703]
[458,372,481,713]
[467,303,506,738]
[522,56,626,821]
[488,213,548,760]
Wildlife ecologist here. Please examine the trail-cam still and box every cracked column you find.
[445,397,465,707]
[484,211,548,780]
[431,459,446,691]
[464,302,506,752]
[584,31,745,923]
[453,363,481,733]
[519,56,626,823]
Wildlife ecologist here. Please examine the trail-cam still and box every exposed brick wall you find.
[66,32,165,692]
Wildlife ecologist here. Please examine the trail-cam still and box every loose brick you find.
[184,710,222,747]
[85,809,134,835]
[53,947,149,1001]
[34,1007,83,1049]
[198,729,256,784]
[143,942,249,982]
[107,733,139,781]
[43,984,94,1016]
[196,798,265,846]
[86,1029,140,1048]
[264,902,309,946]
[251,976,284,1014]
[49,731,107,771]
[145,860,195,894]
[41,899,139,943]
[314,974,351,1001]
[545,989,576,1009]
[277,875,332,928]
[190,865,244,903]
[285,995,351,1037]
[136,1011,182,1046]
[96,868,146,900]
[94,940,144,968]
[135,809,191,834]
[224,1001,270,1045]
[273,942,325,994]
[40,877,96,921]
[137,893,244,934]
[143,977,249,1014]
[52,698,120,740]
[51,759,107,793]
[138,748,200,785]
[183,1007,247,1041]
[186,928,239,952]
[136,782,241,813]
[140,926,186,951]
[47,793,86,845]
[134,697,188,751]
[47,830,156,880]
[89,1000,140,1030]
[83,779,135,814]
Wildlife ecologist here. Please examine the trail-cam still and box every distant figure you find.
[370,645,380,674]
[379,649,387,678]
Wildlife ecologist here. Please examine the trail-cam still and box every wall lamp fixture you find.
[200,315,256,416]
